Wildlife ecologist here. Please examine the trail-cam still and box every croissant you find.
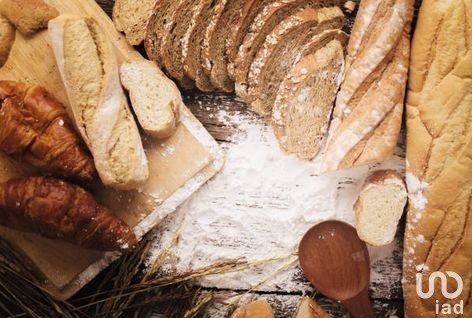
[0,81,96,182]
[0,176,138,251]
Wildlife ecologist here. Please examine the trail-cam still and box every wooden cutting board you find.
[0,0,223,300]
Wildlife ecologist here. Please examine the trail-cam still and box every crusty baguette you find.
[112,0,156,46]
[120,59,181,139]
[293,297,330,318]
[354,170,406,246]
[0,0,58,35]
[272,36,345,159]
[0,176,137,251]
[321,0,414,172]
[48,15,149,190]
[231,300,275,318]
[0,15,14,67]
[403,1,472,317]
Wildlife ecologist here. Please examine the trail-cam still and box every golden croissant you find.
[0,176,138,251]
[0,81,96,182]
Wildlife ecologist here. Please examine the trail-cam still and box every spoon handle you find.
[340,289,376,318]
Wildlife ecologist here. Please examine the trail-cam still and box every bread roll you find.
[49,15,149,190]
[231,300,275,318]
[0,0,58,35]
[354,170,407,246]
[403,0,472,316]
[321,0,414,172]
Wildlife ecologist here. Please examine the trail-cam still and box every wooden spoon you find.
[298,220,376,318]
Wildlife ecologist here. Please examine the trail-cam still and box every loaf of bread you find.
[0,15,14,67]
[293,297,329,318]
[0,81,96,182]
[0,176,137,251]
[354,170,406,246]
[231,300,275,318]
[112,0,156,46]
[0,0,58,35]
[272,33,346,159]
[321,0,414,172]
[120,59,181,139]
[403,0,472,316]
[48,15,149,190]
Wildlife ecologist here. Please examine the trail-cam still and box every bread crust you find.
[112,0,156,46]
[0,0,58,35]
[0,15,14,67]
[403,1,472,316]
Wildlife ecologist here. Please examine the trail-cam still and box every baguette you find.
[293,297,330,318]
[354,170,407,246]
[321,0,414,172]
[112,0,156,46]
[48,15,149,190]
[0,15,14,67]
[120,59,181,139]
[0,0,58,35]
[403,1,472,316]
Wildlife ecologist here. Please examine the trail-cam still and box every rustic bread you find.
[321,0,414,172]
[403,0,472,316]
[0,15,14,67]
[144,0,182,69]
[183,0,218,92]
[354,170,407,247]
[201,0,248,92]
[49,15,149,190]
[231,300,275,318]
[120,59,181,139]
[112,0,156,46]
[248,7,344,117]
[293,297,330,318]
[234,0,340,101]
[0,0,58,35]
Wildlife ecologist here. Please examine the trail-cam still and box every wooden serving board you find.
[0,0,223,300]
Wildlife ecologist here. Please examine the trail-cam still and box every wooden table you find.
[96,1,407,316]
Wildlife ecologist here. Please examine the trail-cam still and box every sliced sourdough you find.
[120,59,181,139]
[49,15,149,190]
[112,0,156,45]
[248,7,344,116]
[144,0,183,69]
[293,297,330,318]
[183,0,217,92]
[354,170,407,246]
[201,0,248,92]
[272,38,345,159]
[234,0,341,101]
[159,0,201,89]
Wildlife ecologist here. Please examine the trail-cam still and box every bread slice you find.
[0,15,15,68]
[293,297,330,318]
[248,7,344,116]
[234,0,341,101]
[120,59,181,139]
[0,0,58,35]
[112,0,156,46]
[354,170,407,246]
[272,38,345,159]
[183,0,218,92]
[144,0,183,69]
[49,15,149,190]
[201,0,248,92]
[231,300,274,318]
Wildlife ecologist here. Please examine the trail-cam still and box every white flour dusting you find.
[148,108,405,292]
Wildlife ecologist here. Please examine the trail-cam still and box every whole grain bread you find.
[321,0,414,172]
[112,0,156,46]
[49,15,149,190]
[0,15,14,67]
[0,0,58,35]
[403,1,472,316]
[248,6,344,117]
[272,38,345,159]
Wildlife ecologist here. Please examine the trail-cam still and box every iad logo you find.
[416,270,464,315]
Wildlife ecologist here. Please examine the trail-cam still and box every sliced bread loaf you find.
[112,0,156,45]
[120,59,181,139]
[182,0,216,92]
[234,0,341,101]
[201,0,248,92]
[248,6,344,116]
[354,170,407,246]
[144,0,183,69]
[272,38,345,159]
